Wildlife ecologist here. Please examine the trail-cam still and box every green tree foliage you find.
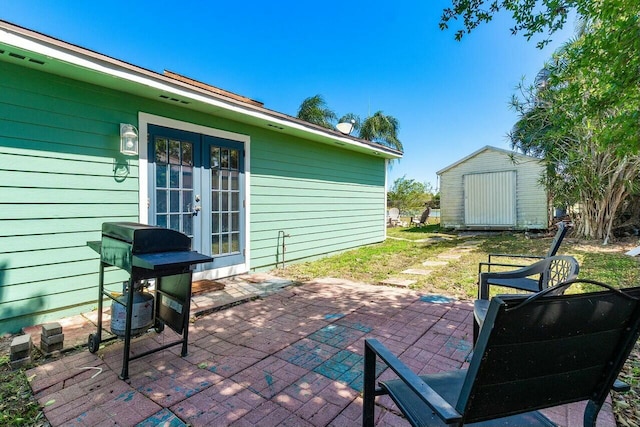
[387,176,433,213]
[359,111,403,151]
[296,94,337,129]
[296,97,403,152]
[504,1,640,242]
[440,0,585,48]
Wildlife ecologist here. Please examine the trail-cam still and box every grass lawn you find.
[279,224,640,297]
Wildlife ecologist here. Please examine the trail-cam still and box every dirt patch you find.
[567,237,639,254]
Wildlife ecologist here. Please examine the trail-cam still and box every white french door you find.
[148,124,245,270]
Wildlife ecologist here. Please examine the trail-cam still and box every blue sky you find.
[2,1,575,190]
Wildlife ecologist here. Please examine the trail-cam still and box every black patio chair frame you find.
[363,279,640,427]
[478,222,570,275]
[473,255,580,343]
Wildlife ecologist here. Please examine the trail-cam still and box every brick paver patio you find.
[26,278,617,426]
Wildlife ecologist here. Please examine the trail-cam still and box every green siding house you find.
[0,21,402,333]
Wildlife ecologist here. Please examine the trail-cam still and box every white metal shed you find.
[436,146,548,230]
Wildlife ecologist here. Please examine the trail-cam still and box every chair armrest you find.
[478,262,545,299]
[488,253,545,263]
[364,339,462,425]
[478,261,529,274]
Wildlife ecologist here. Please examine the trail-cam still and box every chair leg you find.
[583,400,601,427]
[363,343,377,427]
[473,318,479,346]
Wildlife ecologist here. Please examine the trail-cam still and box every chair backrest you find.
[458,281,640,425]
[545,222,570,257]
[540,255,579,290]
[419,207,430,224]
[388,207,400,220]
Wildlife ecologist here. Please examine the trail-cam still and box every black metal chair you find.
[473,255,579,343]
[363,280,640,427]
[478,222,570,275]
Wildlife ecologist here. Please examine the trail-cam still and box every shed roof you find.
[0,20,402,160]
[436,145,540,175]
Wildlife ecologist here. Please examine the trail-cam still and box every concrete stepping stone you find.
[379,278,417,288]
[422,260,449,267]
[415,236,454,244]
[401,269,433,275]
[437,253,462,260]
[462,239,485,245]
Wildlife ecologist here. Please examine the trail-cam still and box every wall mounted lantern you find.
[119,123,139,156]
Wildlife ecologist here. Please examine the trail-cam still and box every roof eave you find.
[0,20,402,160]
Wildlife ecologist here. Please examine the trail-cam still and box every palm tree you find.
[338,113,362,133]
[296,95,337,129]
[359,111,402,151]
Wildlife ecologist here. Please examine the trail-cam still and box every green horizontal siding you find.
[249,131,386,270]
[1,231,104,253]
[1,246,98,269]
[0,266,125,301]
[2,187,139,204]
[0,54,389,333]
[0,217,137,238]
[0,279,124,335]
[0,60,142,333]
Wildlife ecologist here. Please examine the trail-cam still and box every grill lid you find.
[102,222,192,254]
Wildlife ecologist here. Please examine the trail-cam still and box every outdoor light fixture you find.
[119,123,139,156]
[336,119,356,135]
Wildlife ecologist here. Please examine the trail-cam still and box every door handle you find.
[192,205,201,216]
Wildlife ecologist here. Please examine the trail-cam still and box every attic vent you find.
[159,94,190,105]
[267,124,284,130]
[4,50,45,65]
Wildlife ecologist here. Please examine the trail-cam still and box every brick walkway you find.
[26,277,617,426]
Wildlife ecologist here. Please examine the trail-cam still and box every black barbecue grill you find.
[87,222,212,380]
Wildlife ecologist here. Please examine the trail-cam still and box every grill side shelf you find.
[132,252,213,270]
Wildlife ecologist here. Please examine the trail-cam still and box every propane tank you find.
[111,281,154,337]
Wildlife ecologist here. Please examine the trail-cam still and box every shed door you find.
[464,171,516,226]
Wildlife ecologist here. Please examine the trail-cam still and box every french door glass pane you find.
[169,140,180,163]
[170,214,179,230]
[182,191,193,212]
[210,146,241,256]
[183,215,193,236]
[156,164,167,187]
[170,165,180,188]
[170,190,180,212]
[154,137,194,237]
[212,235,220,255]
[212,213,220,233]
[156,190,167,213]
[230,171,239,190]
[231,233,239,252]
[155,138,168,164]
[183,166,193,188]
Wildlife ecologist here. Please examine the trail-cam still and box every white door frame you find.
[138,112,252,279]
